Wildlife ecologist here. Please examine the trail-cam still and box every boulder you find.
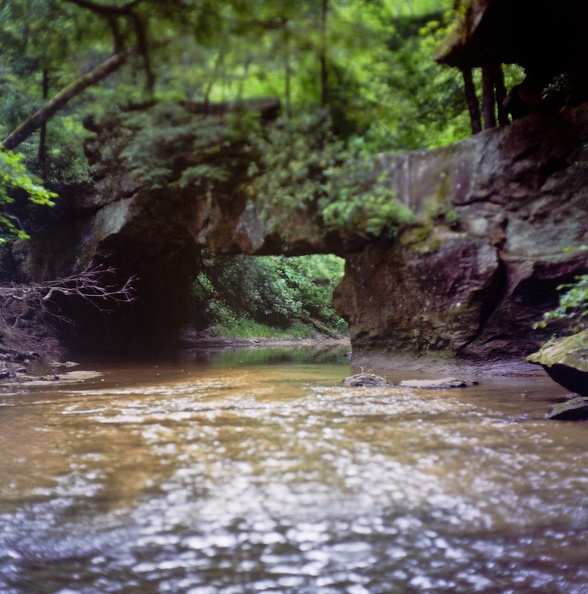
[547,397,588,421]
[343,373,388,387]
[526,330,588,395]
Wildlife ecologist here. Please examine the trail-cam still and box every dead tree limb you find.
[0,264,137,328]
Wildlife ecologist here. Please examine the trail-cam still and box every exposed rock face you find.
[0,102,337,356]
[334,103,588,364]
[527,331,588,395]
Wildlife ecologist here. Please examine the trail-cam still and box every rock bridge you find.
[4,100,588,363]
[4,0,588,361]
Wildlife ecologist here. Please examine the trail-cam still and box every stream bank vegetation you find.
[534,247,588,335]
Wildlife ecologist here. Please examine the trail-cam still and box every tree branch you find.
[0,264,137,326]
[61,0,145,17]
[2,50,133,151]
[62,0,154,93]
[0,265,136,353]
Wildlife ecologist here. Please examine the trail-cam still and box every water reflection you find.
[0,347,587,593]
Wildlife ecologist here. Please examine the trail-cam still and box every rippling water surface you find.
[0,346,587,594]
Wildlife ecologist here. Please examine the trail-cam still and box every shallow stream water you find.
[0,346,587,594]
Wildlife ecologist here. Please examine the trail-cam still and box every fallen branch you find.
[295,313,340,339]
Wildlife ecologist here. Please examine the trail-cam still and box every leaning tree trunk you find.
[319,0,329,107]
[2,49,133,151]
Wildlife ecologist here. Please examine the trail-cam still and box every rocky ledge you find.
[2,102,588,365]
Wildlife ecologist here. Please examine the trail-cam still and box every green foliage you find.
[362,5,468,151]
[0,149,56,240]
[322,145,415,236]
[118,102,258,190]
[0,0,98,184]
[248,113,415,239]
[0,0,474,200]
[192,252,347,337]
[534,271,588,332]
[216,316,314,340]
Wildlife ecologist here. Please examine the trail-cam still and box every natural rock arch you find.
[2,100,587,363]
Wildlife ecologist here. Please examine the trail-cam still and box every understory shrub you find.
[192,252,347,338]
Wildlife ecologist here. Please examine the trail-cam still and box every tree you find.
[1,0,465,155]
[2,50,134,152]
[0,0,471,239]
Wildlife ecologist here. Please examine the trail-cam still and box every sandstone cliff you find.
[334,103,588,365]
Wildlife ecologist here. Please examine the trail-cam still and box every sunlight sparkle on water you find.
[1,352,588,593]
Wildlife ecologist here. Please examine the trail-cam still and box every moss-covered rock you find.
[547,396,588,420]
[527,330,588,395]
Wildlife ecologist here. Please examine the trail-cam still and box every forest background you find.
[0,0,530,341]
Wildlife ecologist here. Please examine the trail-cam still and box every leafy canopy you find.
[0,0,468,245]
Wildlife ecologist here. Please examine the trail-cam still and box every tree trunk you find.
[481,65,497,129]
[493,64,509,125]
[320,0,328,107]
[37,68,49,162]
[2,50,133,151]
[284,25,292,118]
[461,68,481,134]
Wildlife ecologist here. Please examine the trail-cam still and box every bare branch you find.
[0,265,137,330]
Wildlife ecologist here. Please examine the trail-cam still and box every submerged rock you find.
[343,373,388,387]
[548,397,588,421]
[526,330,588,395]
[398,377,477,389]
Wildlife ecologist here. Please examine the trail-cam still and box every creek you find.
[0,346,587,594]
